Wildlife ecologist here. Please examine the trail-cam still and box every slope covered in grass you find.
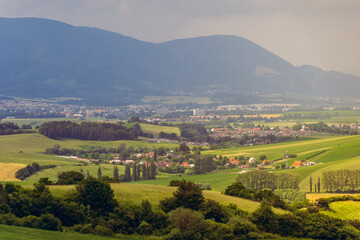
[0,224,160,240]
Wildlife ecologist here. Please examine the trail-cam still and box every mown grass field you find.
[322,201,360,220]
[47,183,286,214]
[139,123,180,137]
[0,224,160,240]
[128,172,238,192]
[0,163,27,181]
[306,193,360,202]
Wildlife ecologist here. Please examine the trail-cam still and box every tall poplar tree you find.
[310,176,313,193]
[97,166,102,179]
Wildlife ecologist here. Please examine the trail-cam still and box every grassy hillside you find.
[47,183,286,214]
[0,224,160,240]
[322,201,360,220]
[0,133,177,183]
[139,123,180,137]
[128,172,238,192]
[204,135,360,193]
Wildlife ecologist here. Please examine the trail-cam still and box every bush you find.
[57,171,84,185]
[94,225,113,236]
[136,221,153,235]
[38,214,62,231]
[80,224,94,234]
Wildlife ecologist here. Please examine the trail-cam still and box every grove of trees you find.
[39,121,150,140]
[236,171,300,190]
[323,169,360,193]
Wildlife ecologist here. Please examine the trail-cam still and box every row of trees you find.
[39,121,150,140]
[322,169,360,193]
[293,122,358,135]
[236,171,300,190]
[0,122,34,135]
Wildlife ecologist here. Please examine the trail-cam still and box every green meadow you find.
[204,135,360,193]
[0,133,177,182]
[138,123,180,137]
[46,183,286,214]
[0,224,160,240]
[322,201,360,220]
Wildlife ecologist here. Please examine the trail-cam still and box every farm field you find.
[306,193,360,202]
[0,224,160,240]
[322,201,360,220]
[128,172,238,192]
[47,183,286,214]
[204,135,360,193]
[0,163,26,181]
[0,133,177,183]
[141,95,213,104]
[139,123,180,137]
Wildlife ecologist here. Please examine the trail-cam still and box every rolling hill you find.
[0,17,359,105]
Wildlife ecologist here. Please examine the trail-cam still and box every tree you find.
[75,177,117,216]
[142,164,147,179]
[259,155,267,161]
[86,170,90,179]
[250,200,278,233]
[310,176,313,193]
[133,163,138,181]
[318,177,321,193]
[57,171,84,185]
[160,180,205,212]
[179,143,190,153]
[97,166,102,179]
[124,165,131,181]
[113,166,119,180]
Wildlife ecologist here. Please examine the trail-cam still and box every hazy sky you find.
[1,0,360,76]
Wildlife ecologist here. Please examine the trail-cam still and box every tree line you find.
[0,122,34,135]
[236,171,300,190]
[293,122,358,135]
[39,121,151,140]
[322,169,360,193]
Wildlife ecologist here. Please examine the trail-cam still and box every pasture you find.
[47,183,286,214]
[322,201,360,220]
[204,135,360,193]
[0,133,177,183]
[139,123,180,137]
[0,224,160,240]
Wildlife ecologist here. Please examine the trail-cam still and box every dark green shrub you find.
[136,221,153,235]
[80,224,94,234]
[94,225,113,236]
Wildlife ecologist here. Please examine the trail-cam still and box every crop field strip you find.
[0,163,27,181]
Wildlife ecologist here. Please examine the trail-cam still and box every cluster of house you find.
[210,126,316,139]
[146,138,210,146]
[108,152,195,169]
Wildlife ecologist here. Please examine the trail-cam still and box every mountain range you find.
[0,17,359,105]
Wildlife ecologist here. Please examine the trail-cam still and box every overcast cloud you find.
[1,0,360,76]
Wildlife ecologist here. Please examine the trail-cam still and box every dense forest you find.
[39,121,151,140]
